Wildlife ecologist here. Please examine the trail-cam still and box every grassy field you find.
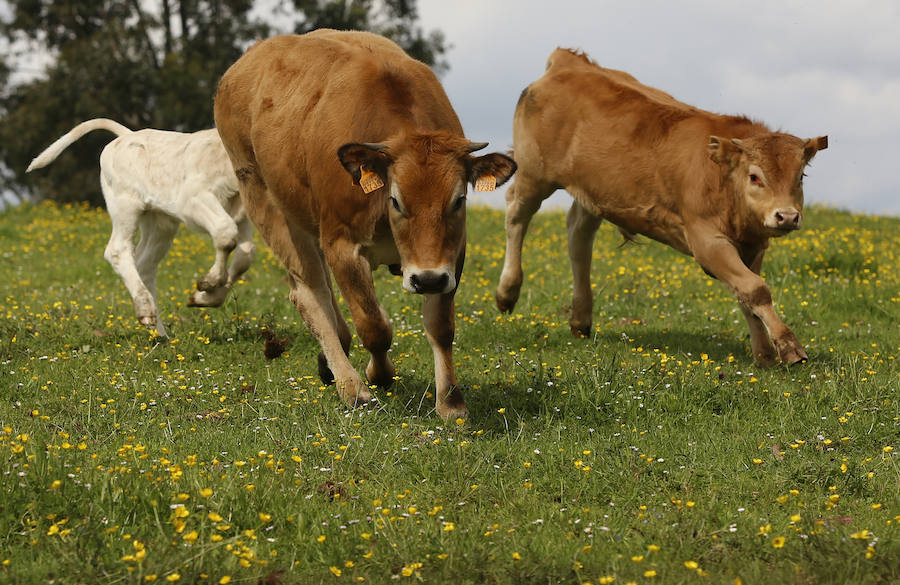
[1,201,897,585]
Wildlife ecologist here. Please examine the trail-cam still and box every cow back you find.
[215,31,463,231]
[514,49,776,249]
[100,128,238,217]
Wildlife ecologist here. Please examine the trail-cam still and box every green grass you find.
[1,201,898,585]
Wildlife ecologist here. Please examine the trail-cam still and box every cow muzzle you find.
[768,208,802,232]
[403,267,456,295]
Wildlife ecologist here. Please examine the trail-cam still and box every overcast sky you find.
[3,1,897,216]
[415,0,900,216]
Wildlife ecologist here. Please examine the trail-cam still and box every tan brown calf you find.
[215,31,516,418]
[496,49,827,366]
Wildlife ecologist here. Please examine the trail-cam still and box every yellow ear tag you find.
[359,167,384,194]
[474,174,496,192]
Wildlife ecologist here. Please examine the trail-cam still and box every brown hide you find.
[215,31,515,419]
[497,48,827,366]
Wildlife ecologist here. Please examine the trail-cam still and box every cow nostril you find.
[409,271,449,293]
[774,210,800,228]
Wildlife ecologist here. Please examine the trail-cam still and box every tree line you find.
[0,0,448,206]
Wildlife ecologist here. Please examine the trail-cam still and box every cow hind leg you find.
[225,215,255,286]
[133,213,179,336]
[566,199,603,337]
[103,190,163,335]
[189,214,255,308]
[496,177,556,312]
[180,190,240,296]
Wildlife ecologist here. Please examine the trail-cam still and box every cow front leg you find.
[325,240,396,389]
[743,291,807,365]
[690,228,806,366]
[422,291,466,421]
[496,178,555,313]
[288,273,373,405]
[739,303,778,366]
[739,249,777,366]
[233,173,370,405]
[566,199,603,337]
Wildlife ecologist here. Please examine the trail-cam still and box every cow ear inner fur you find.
[338,143,394,185]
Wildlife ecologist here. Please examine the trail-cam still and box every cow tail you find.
[26,118,134,172]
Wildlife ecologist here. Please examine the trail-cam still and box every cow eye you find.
[749,173,760,185]
[452,195,466,212]
[390,196,401,212]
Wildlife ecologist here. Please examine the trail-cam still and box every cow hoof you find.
[187,291,209,307]
[138,315,157,328]
[188,289,227,308]
[495,291,518,313]
[753,352,777,368]
[570,323,592,338]
[317,352,335,386]
[778,346,808,366]
[436,386,468,421]
[365,358,396,388]
[337,383,373,407]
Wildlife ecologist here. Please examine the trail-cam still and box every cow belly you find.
[568,187,690,254]
[606,212,689,253]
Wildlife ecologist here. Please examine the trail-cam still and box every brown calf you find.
[496,49,827,366]
[215,31,516,418]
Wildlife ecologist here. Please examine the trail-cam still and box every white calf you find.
[27,118,255,337]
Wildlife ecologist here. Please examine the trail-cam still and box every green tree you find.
[291,0,448,74]
[0,0,447,206]
[0,0,268,206]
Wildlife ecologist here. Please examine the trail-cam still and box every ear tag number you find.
[360,167,384,194]
[474,174,496,192]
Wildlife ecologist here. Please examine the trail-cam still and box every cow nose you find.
[773,209,801,230]
[409,270,451,294]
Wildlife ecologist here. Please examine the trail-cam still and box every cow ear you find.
[337,143,393,187]
[708,136,743,167]
[466,152,517,192]
[803,135,828,161]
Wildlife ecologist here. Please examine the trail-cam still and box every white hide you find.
[27,119,254,337]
